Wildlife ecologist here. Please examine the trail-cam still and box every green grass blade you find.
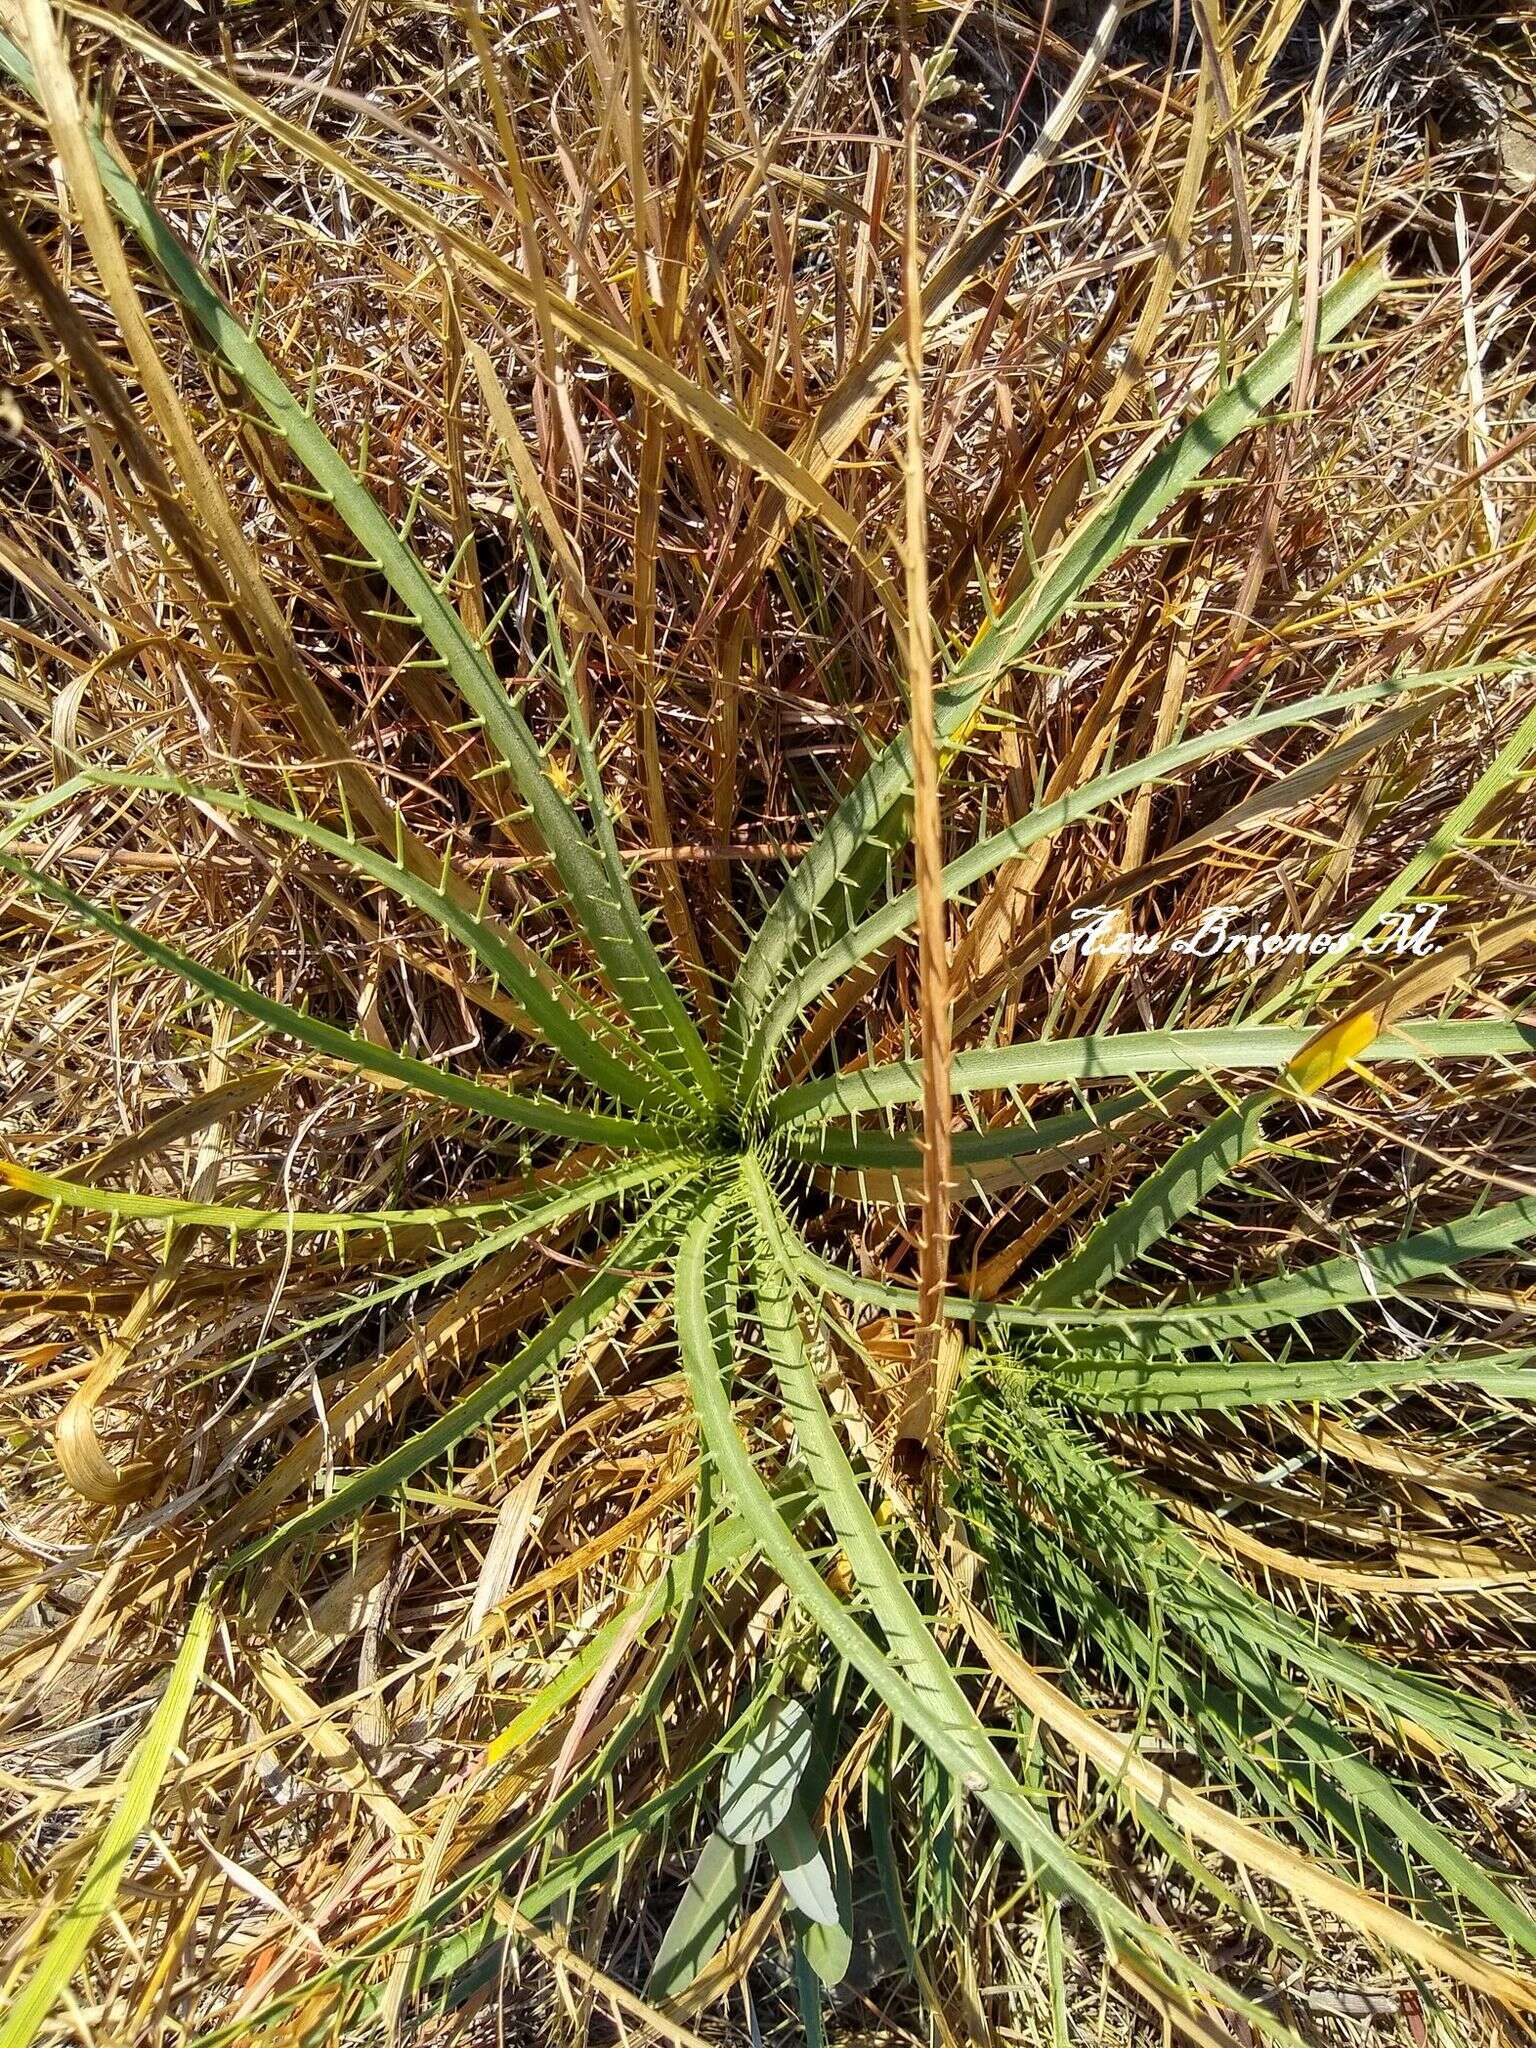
[725,259,1388,1099]
[790,1936,830,2047]
[0,849,673,1151]
[0,1594,215,2048]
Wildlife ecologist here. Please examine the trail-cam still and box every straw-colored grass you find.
[2,2,1536,2043]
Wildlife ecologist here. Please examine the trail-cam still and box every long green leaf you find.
[203,1189,642,1384]
[802,1187,1536,1345]
[801,1250,1166,1333]
[0,1152,684,1240]
[1177,1190,1536,1338]
[505,487,703,1090]
[725,258,1389,1098]
[772,1019,1536,1128]
[680,1172,1222,2016]
[1041,1343,1536,1413]
[647,1830,754,1999]
[0,1595,214,2048]
[1285,685,1536,1005]
[0,849,672,1151]
[1027,1094,1275,1307]
[749,674,1435,1095]
[80,771,669,1117]
[226,1183,697,1575]
[780,1101,1109,1172]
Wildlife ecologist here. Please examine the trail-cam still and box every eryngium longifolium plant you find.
[4,22,1536,2048]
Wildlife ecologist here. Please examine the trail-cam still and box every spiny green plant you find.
[4,17,1536,2048]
